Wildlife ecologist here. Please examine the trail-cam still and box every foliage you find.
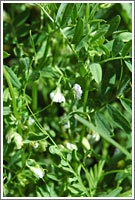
[3,2,132,197]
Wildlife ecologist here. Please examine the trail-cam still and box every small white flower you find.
[66,142,78,151]
[73,84,83,100]
[6,131,23,149]
[14,133,23,149]
[87,132,100,144]
[64,121,70,129]
[91,132,100,142]
[50,87,65,103]
[28,116,35,126]
[30,166,45,179]
[33,142,39,149]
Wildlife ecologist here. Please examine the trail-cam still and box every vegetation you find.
[3,2,132,197]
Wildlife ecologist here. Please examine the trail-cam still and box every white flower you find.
[73,84,83,100]
[6,131,23,149]
[28,116,35,126]
[50,87,65,103]
[26,159,45,179]
[64,121,70,129]
[33,142,39,149]
[14,133,23,149]
[30,166,45,179]
[91,132,100,142]
[66,142,78,151]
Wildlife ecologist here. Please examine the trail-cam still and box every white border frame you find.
[1,1,134,199]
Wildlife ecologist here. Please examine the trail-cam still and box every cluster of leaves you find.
[3,3,132,197]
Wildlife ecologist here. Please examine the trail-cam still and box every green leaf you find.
[72,18,83,46]
[3,106,11,115]
[47,174,59,182]
[91,25,109,43]
[16,24,30,38]
[117,75,130,96]
[3,51,10,59]
[60,166,74,173]
[104,40,114,53]
[119,97,132,114]
[124,60,132,72]
[14,10,30,27]
[112,38,124,57]
[4,65,22,89]
[119,189,132,197]
[8,149,22,167]
[106,187,122,197]
[95,112,113,136]
[19,57,30,69]
[106,15,121,37]
[89,4,99,20]
[121,40,132,57]
[56,4,67,24]
[68,186,79,194]
[107,104,131,133]
[100,44,110,59]
[62,26,74,37]
[117,32,132,42]
[13,46,24,57]
[28,133,48,141]
[56,3,74,25]
[40,67,58,78]
[75,35,89,51]
[89,63,102,84]
[28,71,40,82]
[49,145,62,157]
[61,4,74,25]
[61,159,69,166]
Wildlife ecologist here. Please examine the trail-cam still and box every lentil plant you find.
[3,2,132,197]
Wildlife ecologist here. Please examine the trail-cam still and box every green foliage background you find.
[3,2,132,197]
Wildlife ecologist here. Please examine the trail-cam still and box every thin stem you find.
[60,28,79,59]
[3,67,22,134]
[83,76,91,112]
[37,3,54,23]
[103,169,128,176]
[32,83,38,111]
[79,76,91,145]
[3,67,19,119]
[30,30,37,59]
[99,55,131,64]
[26,103,57,147]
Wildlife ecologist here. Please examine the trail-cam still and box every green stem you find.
[99,56,131,64]
[104,169,128,176]
[3,67,19,120]
[26,103,57,147]
[79,76,91,145]
[86,3,90,22]
[83,76,90,112]
[37,3,54,23]
[60,28,79,59]
[3,67,22,134]
[32,83,38,111]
